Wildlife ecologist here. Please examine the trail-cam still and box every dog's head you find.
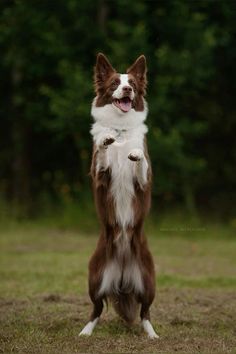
[94,53,147,113]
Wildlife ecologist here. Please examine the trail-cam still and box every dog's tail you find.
[110,292,139,324]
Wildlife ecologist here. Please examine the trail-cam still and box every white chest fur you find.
[109,130,140,227]
[91,122,147,228]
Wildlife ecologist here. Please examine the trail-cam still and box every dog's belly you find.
[98,256,144,296]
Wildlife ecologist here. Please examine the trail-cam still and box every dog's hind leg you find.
[79,297,103,336]
[140,304,159,339]
[139,247,159,339]
[79,245,106,336]
[140,293,159,339]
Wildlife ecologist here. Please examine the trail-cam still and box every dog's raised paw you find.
[103,135,115,147]
[128,149,144,161]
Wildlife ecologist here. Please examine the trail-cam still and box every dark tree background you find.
[0,0,235,219]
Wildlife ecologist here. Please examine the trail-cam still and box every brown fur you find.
[87,54,155,325]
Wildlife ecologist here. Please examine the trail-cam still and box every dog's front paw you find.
[128,149,144,161]
[102,135,115,148]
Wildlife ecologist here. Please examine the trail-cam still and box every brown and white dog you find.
[79,53,158,339]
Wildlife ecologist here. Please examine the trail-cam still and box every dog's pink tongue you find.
[119,98,132,112]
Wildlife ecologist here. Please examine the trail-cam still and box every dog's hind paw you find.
[148,332,159,339]
[79,318,99,336]
[142,319,159,339]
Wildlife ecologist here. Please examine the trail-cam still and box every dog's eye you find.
[128,79,136,89]
[128,79,135,86]
[112,80,120,86]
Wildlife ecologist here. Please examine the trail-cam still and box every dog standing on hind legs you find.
[79,53,159,339]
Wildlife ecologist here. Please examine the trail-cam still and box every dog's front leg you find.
[128,149,148,188]
[95,135,115,172]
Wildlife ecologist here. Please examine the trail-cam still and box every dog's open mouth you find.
[113,97,132,112]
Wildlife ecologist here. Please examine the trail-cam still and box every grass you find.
[0,217,236,353]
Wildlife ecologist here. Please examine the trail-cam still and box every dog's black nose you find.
[122,86,132,93]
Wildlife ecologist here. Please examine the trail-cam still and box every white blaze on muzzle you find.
[112,74,134,112]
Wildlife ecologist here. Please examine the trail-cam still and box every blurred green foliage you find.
[0,0,236,219]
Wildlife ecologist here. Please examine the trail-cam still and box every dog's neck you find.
[91,97,148,131]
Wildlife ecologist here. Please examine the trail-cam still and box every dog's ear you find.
[127,55,147,96]
[127,55,147,81]
[94,53,115,83]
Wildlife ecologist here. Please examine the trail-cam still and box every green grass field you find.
[0,219,236,353]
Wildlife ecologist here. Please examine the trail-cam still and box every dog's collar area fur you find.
[113,128,127,142]
[114,128,127,133]
[90,121,148,145]
[91,98,148,131]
